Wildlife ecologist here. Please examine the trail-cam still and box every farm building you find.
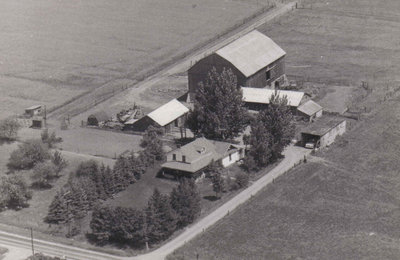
[297,100,323,121]
[188,30,286,102]
[25,105,43,117]
[241,87,305,111]
[124,99,189,133]
[300,117,346,148]
[161,137,245,178]
[87,111,110,126]
[31,116,44,128]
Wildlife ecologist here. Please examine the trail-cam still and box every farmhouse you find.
[124,99,189,133]
[188,30,286,102]
[87,111,110,126]
[161,137,244,178]
[25,105,43,117]
[297,100,323,121]
[241,87,305,111]
[300,117,346,148]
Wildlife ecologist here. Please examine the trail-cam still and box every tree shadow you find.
[203,195,219,201]
[0,138,15,146]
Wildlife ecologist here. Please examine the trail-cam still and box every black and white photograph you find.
[0,0,399,259]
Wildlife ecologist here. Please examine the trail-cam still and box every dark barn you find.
[188,30,286,102]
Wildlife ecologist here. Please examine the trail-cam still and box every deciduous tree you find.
[0,176,32,210]
[170,178,201,228]
[187,67,248,140]
[7,139,50,170]
[0,118,20,141]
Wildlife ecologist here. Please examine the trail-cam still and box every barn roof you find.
[241,87,305,107]
[147,99,189,127]
[301,117,345,136]
[297,100,323,116]
[88,111,110,122]
[216,30,286,77]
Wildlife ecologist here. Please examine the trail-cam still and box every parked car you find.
[305,142,315,149]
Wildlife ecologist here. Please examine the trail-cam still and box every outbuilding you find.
[241,87,305,111]
[25,105,43,117]
[297,100,323,121]
[188,30,286,102]
[125,99,189,133]
[300,117,346,148]
[87,111,110,126]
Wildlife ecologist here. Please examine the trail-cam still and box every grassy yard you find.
[167,0,400,259]
[0,0,273,120]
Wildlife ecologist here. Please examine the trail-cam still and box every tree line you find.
[89,178,201,248]
[45,126,165,237]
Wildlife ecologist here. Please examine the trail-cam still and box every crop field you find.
[168,0,400,259]
[0,0,272,120]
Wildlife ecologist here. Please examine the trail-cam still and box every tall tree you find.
[257,93,295,161]
[170,178,201,228]
[211,171,226,199]
[146,189,177,244]
[187,67,248,140]
[141,126,164,163]
[0,176,32,210]
[7,139,49,170]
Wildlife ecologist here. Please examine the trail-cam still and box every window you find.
[266,70,271,80]
[172,154,176,161]
[182,155,186,162]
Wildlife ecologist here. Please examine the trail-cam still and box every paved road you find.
[0,145,310,260]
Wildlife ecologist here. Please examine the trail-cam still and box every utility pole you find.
[30,227,35,258]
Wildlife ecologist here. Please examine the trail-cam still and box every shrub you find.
[0,118,20,141]
[7,139,49,170]
[0,176,32,210]
[231,172,249,190]
[31,162,56,189]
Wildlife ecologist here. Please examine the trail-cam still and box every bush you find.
[31,162,56,189]
[231,172,249,190]
[26,253,62,260]
[41,129,63,148]
[0,118,20,141]
[51,151,67,176]
[7,139,49,170]
[0,176,32,210]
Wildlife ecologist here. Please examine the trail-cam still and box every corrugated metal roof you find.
[147,99,189,127]
[216,30,286,77]
[241,87,304,107]
[297,100,323,116]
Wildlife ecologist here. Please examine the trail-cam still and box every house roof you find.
[161,137,238,173]
[216,30,286,77]
[147,99,189,127]
[301,117,345,136]
[88,111,110,122]
[241,87,305,107]
[297,100,323,116]
[25,105,42,111]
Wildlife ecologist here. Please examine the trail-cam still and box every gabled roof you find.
[161,137,239,173]
[301,117,345,136]
[25,105,42,111]
[297,100,323,116]
[216,30,286,77]
[241,87,305,107]
[147,99,189,127]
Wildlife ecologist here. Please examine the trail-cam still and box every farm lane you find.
[48,1,296,122]
[136,145,311,260]
[0,144,310,260]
